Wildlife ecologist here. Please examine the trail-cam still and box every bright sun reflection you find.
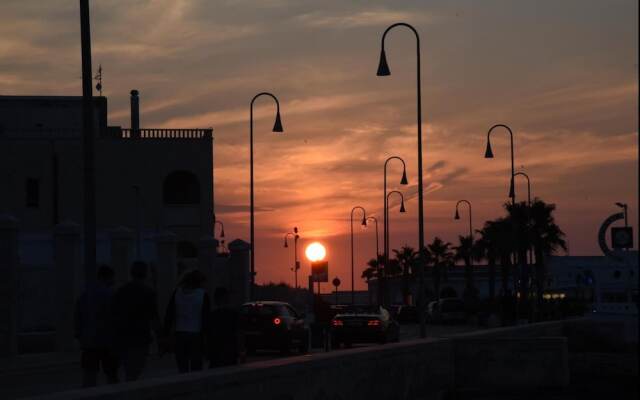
[305,242,326,262]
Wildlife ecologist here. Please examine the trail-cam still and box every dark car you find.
[240,301,309,354]
[330,305,400,347]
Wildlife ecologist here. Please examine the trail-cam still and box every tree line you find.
[362,198,567,318]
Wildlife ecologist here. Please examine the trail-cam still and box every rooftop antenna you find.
[94,64,103,96]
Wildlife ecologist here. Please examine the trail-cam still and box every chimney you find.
[130,89,140,137]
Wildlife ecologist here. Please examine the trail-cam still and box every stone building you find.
[0,91,213,262]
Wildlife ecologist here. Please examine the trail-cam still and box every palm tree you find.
[392,246,418,305]
[505,201,533,307]
[427,237,454,300]
[528,199,566,311]
[362,255,384,305]
[454,235,478,308]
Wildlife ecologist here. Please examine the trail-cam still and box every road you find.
[0,323,481,399]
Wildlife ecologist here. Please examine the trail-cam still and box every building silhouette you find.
[0,91,213,265]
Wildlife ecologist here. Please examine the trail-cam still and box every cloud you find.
[293,9,436,29]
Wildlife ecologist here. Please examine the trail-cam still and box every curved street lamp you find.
[377,23,427,337]
[249,92,283,299]
[514,172,531,205]
[454,200,473,240]
[350,206,367,304]
[365,216,380,259]
[484,124,516,204]
[386,190,406,296]
[284,227,300,288]
[383,156,408,299]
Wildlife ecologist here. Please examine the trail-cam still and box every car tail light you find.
[273,317,282,326]
[331,319,344,327]
[367,319,381,327]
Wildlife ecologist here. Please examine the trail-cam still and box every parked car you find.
[330,305,400,347]
[240,301,309,354]
[426,298,466,324]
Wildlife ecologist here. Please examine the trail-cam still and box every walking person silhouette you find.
[74,265,119,387]
[164,269,210,373]
[112,261,162,381]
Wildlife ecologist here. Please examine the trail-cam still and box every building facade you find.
[0,92,213,263]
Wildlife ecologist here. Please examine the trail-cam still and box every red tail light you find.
[331,319,344,327]
[273,317,282,326]
[367,319,381,327]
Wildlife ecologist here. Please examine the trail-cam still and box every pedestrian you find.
[112,261,162,381]
[164,269,210,373]
[74,265,119,387]
[208,287,243,368]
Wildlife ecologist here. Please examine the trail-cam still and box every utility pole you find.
[80,0,97,287]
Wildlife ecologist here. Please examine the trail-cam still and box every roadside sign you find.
[311,261,328,282]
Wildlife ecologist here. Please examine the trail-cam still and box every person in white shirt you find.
[163,269,210,373]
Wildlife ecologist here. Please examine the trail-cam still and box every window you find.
[26,178,39,208]
[163,170,200,205]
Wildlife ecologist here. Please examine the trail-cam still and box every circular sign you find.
[332,277,341,287]
[598,212,624,261]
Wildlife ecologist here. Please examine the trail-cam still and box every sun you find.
[305,242,326,262]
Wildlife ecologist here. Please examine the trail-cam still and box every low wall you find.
[32,338,456,400]
[29,321,576,400]
[454,337,569,390]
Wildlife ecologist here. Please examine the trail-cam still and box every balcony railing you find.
[120,128,212,139]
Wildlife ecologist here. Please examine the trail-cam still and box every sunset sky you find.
[1,0,637,290]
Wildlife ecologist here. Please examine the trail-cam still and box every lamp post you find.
[284,228,300,288]
[377,23,427,337]
[454,200,473,240]
[249,92,283,299]
[485,124,520,319]
[514,172,531,205]
[383,156,408,307]
[366,216,380,259]
[385,190,406,305]
[484,124,516,205]
[80,0,97,288]
[350,206,367,305]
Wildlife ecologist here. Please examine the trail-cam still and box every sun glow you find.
[305,242,326,262]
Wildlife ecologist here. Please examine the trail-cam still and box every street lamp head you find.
[361,216,368,227]
[284,238,288,248]
[454,209,460,220]
[376,49,391,76]
[399,201,406,213]
[400,169,408,185]
[272,111,283,133]
[294,226,298,234]
[220,227,225,238]
[484,140,494,158]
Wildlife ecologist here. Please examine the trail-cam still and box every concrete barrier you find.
[30,338,455,400]
[454,337,569,390]
[27,322,574,400]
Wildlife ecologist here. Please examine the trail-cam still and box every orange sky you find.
[1,0,637,291]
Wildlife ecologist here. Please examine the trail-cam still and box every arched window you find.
[163,170,200,205]
[177,241,198,259]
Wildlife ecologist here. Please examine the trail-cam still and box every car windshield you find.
[342,305,380,315]
[241,304,277,316]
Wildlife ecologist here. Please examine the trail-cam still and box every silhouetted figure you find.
[112,261,162,381]
[208,287,242,368]
[74,265,118,387]
[164,270,210,373]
